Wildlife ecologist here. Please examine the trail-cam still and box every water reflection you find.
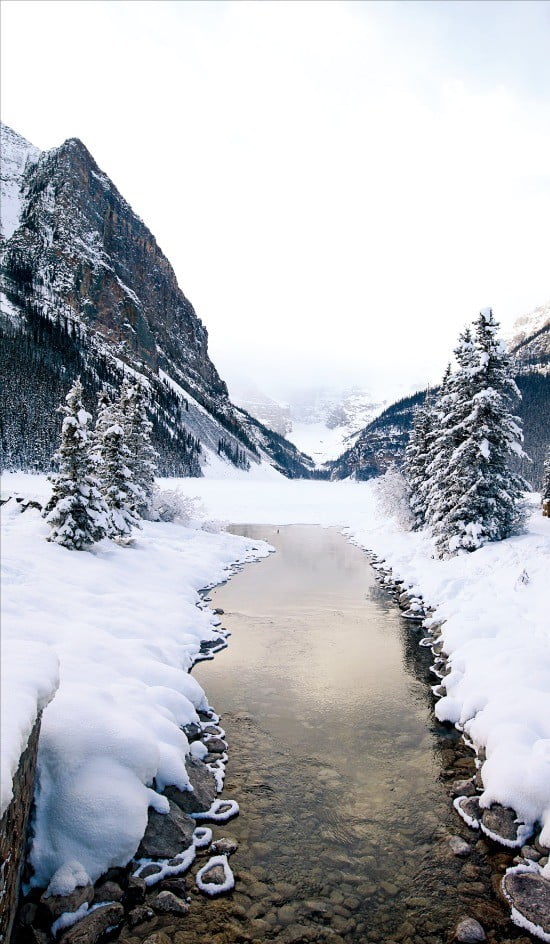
[177,526,508,943]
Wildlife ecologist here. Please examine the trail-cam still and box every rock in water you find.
[481,804,532,847]
[165,757,217,814]
[137,800,195,858]
[150,891,189,916]
[449,836,471,857]
[502,870,550,938]
[454,916,486,942]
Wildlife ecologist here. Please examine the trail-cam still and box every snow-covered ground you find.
[0,472,271,892]
[2,471,549,899]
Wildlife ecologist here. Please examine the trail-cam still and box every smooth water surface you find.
[178,526,505,944]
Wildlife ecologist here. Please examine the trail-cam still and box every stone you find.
[201,864,226,885]
[150,891,189,916]
[520,844,541,861]
[137,800,195,858]
[203,737,226,754]
[211,837,238,855]
[139,864,162,879]
[481,804,531,846]
[127,905,154,928]
[158,877,187,897]
[502,870,550,937]
[17,903,38,927]
[449,836,471,857]
[93,881,124,903]
[451,779,476,798]
[457,795,482,827]
[124,875,146,907]
[181,722,202,742]
[41,883,94,921]
[142,934,172,944]
[165,758,217,815]
[380,881,399,896]
[212,608,224,615]
[59,903,124,944]
[454,917,486,942]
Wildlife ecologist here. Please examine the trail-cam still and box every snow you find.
[0,639,59,816]
[195,854,235,896]
[2,470,549,895]
[0,123,41,239]
[1,472,270,889]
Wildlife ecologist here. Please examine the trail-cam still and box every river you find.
[176,525,511,944]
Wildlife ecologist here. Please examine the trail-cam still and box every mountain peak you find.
[0,122,41,239]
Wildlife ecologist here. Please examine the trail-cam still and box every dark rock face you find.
[137,801,195,859]
[165,757,217,815]
[0,123,314,479]
[0,715,42,944]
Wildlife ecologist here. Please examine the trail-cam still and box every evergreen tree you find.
[543,445,550,517]
[93,388,140,538]
[435,311,528,556]
[120,380,158,517]
[43,379,110,549]
[403,398,434,529]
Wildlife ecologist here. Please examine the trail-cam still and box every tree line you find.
[44,378,158,549]
[402,310,544,558]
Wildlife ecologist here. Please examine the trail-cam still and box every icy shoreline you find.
[0,472,272,924]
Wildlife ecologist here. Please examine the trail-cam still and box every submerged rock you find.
[150,890,189,916]
[454,916,486,941]
[449,836,472,857]
[211,837,238,856]
[137,801,195,858]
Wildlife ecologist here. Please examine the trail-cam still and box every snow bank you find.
[1,474,270,889]
[0,639,59,816]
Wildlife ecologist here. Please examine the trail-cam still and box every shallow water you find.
[177,526,512,944]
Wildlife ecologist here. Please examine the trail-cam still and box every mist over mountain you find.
[0,124,314,478]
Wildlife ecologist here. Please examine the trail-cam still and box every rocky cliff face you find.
[0,124,313,477]
[505,300,550,371]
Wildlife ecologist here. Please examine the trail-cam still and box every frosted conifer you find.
[403,399,434,529]
[435,311,528,556]
[543,445,550,517]
[119,380,158,517]
[43,379,110,549]
[93,388,140,538]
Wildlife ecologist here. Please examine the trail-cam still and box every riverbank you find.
[0,472,271,939]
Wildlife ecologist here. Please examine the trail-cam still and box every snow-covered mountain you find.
[505,300,550,371]
[231,382,385,465]
[0,124,313,478]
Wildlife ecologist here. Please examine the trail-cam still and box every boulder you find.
[137,801,195,859]
[124,875,146,907]
[502,870,550,937]
[454,916,486,942]
[150,891,189,916]
[40,884,94,921]
[92,881,123,904]
[203,737,226,754]
[127,905,154,928]
[165,757,217,814]
[481,805,531,846]
[451,779,476,799]
[58,903,124,944]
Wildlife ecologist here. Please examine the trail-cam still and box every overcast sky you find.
[2,0,549,400]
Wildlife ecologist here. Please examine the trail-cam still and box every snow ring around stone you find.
[192,826,212,849]
[191,798,239,822]
[195,855,234,896]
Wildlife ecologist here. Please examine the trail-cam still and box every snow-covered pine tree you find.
[403,398,434,529]
[43,378,110,549]
[543,445,550,517]
[435,310,528,556]
[93,388,140,538]
[119,380,158,518]
[427,335,477,551]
